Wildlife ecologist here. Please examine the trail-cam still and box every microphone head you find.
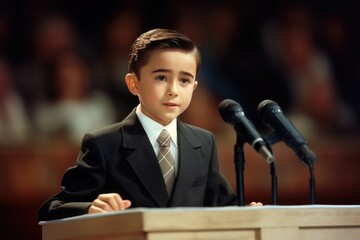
[257,99,317,166]
[257,99,280,123]
[218,99,243,124]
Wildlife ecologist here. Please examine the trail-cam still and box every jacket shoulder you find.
[180,121,213,137]
[88,122,124,138]
[179,121,215,147]
[83,109,137,142]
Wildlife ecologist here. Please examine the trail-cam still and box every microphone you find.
[219,99,274,163]
[257,99,317,166]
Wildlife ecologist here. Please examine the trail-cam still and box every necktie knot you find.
[157,129,171,147]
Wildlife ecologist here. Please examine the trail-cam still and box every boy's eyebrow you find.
[152,69,194,78]
[180,71,195,79]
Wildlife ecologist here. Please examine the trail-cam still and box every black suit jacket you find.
[38,109,236,221]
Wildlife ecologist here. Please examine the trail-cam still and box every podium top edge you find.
[39,204,360,225]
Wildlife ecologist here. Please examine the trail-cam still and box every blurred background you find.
[1,0,360,239]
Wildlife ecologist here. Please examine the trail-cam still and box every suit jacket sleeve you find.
[203,133,237,207]
[38,134,109,221]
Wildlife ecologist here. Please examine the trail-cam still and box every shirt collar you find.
[136,105,178,147]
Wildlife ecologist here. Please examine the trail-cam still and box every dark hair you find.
[128,28,201,77]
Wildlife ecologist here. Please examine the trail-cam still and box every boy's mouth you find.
[163,102,178,107]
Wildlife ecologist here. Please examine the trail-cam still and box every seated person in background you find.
[0,57,30,144]
[33,49,116,143]
[38,28,261,221]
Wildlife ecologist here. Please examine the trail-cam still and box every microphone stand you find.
[234,133,246,206]
[270,161,278,205]
[308,160,316,204]
[233,132,279,206]
[264,138,278,205]
[267,144,278,205]
[265,133,316,205]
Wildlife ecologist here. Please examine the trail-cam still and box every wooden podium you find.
[40,205,360,240]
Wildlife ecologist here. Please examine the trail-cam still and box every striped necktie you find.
[156,129,175,196]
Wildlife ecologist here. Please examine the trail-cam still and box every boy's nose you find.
[167,81,178,96]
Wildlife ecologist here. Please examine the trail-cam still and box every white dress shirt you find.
[136,105,179,176]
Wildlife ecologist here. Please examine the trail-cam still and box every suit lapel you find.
[170,122,202,206]
[122,110,169,207]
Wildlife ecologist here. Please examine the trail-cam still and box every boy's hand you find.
[88,193,132,214]
[248,201,263,207]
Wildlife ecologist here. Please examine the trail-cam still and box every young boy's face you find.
[126,49,198,126]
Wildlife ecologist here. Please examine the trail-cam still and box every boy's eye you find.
[179,78,191,86]
[155,76,166,81]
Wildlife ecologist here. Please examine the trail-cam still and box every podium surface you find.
[40,205,360,240]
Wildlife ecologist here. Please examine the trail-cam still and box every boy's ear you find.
[125,73,139,95]
[193,80,198,91]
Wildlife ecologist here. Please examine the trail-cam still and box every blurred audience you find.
[15,13,78,119]
[170,2,207,48]
[94,5,144,120]
[33,49,116,144]
[316,10,360,125]
[261,3,358,138]
[0,57,30,144]
[0,2,357,145]
[197,2,248,107]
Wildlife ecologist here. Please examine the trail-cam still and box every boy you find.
[38,28,241,221]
